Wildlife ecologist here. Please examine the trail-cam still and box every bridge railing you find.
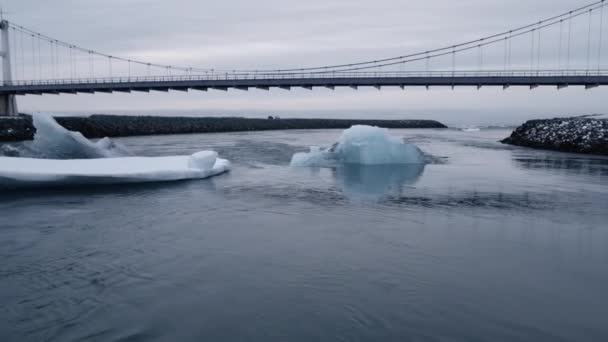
[4,69,608,87]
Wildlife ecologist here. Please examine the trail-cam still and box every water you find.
[1,128,608,341]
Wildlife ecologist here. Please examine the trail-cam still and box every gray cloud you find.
[3,0,607,124]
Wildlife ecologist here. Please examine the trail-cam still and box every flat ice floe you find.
[291,125,425,167]
[0,151,230,189]
[0,114,230,189]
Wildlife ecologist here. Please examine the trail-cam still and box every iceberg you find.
[0,114,231,189]
[29,114,130,159]
[0,151,230,189]
[291,125,425,166]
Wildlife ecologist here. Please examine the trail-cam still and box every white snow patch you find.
[291,125,425,166]
[0,152,230,189]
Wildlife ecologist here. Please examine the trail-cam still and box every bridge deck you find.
[1,75,608,95]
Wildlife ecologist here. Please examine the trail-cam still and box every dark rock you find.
[502,117,608,155]
[0,114,447,142]
[0,115,35,141]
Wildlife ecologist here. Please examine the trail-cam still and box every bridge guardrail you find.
[4,69,608,87]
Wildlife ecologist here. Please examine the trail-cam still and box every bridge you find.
[0,0,607,116]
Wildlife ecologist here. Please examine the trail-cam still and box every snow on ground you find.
[291,125,425,167]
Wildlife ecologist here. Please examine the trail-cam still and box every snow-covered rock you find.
[502,117,608,155]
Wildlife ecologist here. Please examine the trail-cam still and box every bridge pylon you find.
[0,20,17,117]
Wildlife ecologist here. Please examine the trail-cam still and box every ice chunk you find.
[29,114,129,159]
[0,152,230,189]
[188,151,218,170]
[291,125,425,166]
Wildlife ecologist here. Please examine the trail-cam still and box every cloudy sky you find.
[2,0,607,125]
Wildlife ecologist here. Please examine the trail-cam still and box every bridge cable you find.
[530,29,535,71]
[89,51,94,78]
[567,13,572,70]
[19,28,24,80]
[69,45,73,80]
[108,56,112,78]
[536,23,542,73]
[32,35,37,80]
[508,31,512,72]
[37,36,41,80]
[558,19,564,69]
[587,9,593,71]
[4,0,608,76]
[599,1,605,70]
[503,37,507,72]
[9,27,16,81]
[451,46,456,76]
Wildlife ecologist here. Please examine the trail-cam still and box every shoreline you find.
[502,117,608,156]
[0,115,447,142]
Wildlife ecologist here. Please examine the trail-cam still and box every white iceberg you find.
[29,114,129,159]
[291,125,425,167]
[0,151,230,189]
[1,114,230,189]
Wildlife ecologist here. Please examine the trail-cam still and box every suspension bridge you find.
[1,1,607,116]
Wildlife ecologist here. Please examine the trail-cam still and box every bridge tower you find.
[0,20,17,116]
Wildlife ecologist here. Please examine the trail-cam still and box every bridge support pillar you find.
[0,94,18,116]
[0,20,17,116]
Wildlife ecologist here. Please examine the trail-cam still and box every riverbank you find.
[0,115,447,142]
[502,117,608,156]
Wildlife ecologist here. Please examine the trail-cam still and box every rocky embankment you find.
[502,117,608,155]
[0,115,447,142]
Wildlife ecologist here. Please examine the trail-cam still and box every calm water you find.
[1,128,608,341]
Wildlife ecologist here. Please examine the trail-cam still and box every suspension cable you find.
[3,0,608,76]
[599,1,605,70]
[587,9,593,71]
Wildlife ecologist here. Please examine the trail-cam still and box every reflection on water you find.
[334,163,425,200]
[513,153,608,177]
[1,128,608,342]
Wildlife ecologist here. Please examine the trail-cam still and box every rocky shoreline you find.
[0,115,447,142]
[502,117,608,156]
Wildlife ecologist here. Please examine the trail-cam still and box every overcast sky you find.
[2,0,607,125]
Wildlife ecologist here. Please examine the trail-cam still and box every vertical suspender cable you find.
[508,31,512,72]
[587,9,593,71]
[452,46,455,76]
[9,28,16,81]
[31,34,36,81]
[567,12,572,70]
[89,51,94,78]
[20,29,24,80]
[536,24,542,72]
[69,46,73,80]
[530,29,535,71]
[558,19,564,69]
[503,37,508,72]
[598,3,604,71]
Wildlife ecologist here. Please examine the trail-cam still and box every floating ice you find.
[290,125,425,166]
[29,114,130,159]
[0,114,230,189]
[0,152,230,189]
